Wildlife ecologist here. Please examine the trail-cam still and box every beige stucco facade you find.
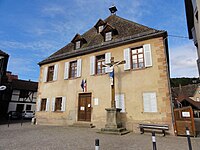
[37,36,173,133]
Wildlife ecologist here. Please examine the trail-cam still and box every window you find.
[40,98,47,111]
[19,90,29,99]
[75,41,81,49]
[26,105,31,110]
[96,55,106,74]
[69,61,77,78]
[131,47,144,69]
[99,25,104,33]
[105,32,112,41]
[55,97,62,111]
[47,65,54,82]
[143,92,157,113]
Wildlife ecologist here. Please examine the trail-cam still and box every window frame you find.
[98,25,104,33]
[69,60,78,79]
[105,31,112,41]
[96,54,106,75]
[40,98,47,111]
[131,47,145,70]
[75,41,81,50]
[55,97,62,112]
[47,65,54,82]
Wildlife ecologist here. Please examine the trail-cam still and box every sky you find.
[0,0,198,82]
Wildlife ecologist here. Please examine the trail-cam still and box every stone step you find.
[98,128,130,135]
[69,122,95,128]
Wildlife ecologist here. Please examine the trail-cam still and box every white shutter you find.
[64,62,69,79]
[143,44,152,67]
[45,98,50,111]
[52,98,55,112]
[43,67,48,82]
[105,52,111,73]
[37,99,41,111]
[53,64,58,81]
[77,59,82,77]
[90,56,95,75]
[124,48,131,70]
[143,92,157,112]
[61,97,66,111]
[115,94,125,112]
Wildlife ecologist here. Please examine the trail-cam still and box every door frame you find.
[77,93,92,122]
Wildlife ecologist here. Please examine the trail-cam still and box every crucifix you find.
[104,57,126,108]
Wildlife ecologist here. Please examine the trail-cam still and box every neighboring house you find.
[37,8,173,133]
[185,0,200,76]
[8,79,38,113]
[0,50,9,119]
[172,84,200,117]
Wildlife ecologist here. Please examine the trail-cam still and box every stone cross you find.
[104,57,125,108]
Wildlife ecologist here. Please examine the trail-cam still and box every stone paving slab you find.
[0,122,200,150]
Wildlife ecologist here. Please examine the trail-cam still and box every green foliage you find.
[170,77,199,87]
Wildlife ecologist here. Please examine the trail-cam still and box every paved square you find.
[0,122,199,150]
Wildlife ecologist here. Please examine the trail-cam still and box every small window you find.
[19,90,29,99]
[55,97,62,111]
[47,65,54,82]
[26,105,32,111]
[105,32,112,41]
[96,55,106,74]
[69,61,77,78]
[131,48,144,69]
[75,41,81,49]
[40,99,47,111]
[99,25,104,33]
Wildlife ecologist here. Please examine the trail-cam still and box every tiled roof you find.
[172,84,198,98]
[12,79,38,91]
[178,96,200,110]
[39,15,166,65]
[0,50,9,56]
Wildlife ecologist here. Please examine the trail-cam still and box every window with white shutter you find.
[61,97,66,111]
[43,67,48,82]
[90,56,95,75]
[52,98,55,111]
[45,98,50,111]
[124,48,131,70]
[53,64,58,81]
[77,59,82,77]
[105,52,111,73]
[64,62,69,79]
[143,92,157,112]
[115,94,125,112]
[143,44,152,67]
[37,99,41,111]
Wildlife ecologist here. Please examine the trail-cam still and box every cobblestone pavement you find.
[0,122,200,150]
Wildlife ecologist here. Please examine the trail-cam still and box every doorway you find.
[78,93,92,122]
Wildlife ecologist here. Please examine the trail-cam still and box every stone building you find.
[37,8,173,133]
[185,0,200,76]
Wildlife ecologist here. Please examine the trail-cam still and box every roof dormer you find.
[71,34,87,50]
[94,19,106,33]
[101,23,118,42]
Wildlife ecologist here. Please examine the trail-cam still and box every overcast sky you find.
[0,0,198,81]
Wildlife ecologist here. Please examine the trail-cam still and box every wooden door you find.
[78,93,91,122]
[174,106,196,136]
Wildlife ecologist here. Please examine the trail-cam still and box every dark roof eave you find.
[38,31,167,66]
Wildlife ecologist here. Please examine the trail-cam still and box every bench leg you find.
[140,128,144,134]
[162,130,165,136]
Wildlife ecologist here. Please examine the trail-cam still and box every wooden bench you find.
[139,124,169,136]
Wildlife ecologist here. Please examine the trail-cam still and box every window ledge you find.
[141,112,161,114]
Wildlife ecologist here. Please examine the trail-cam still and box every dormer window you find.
[105,32,112,41]
[75,41,81,49]
[98,25,104,33]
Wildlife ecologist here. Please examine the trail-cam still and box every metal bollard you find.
[186,127,192,150]
[152,131,157,150]
[95,139,99,150]
[8,114,11,128]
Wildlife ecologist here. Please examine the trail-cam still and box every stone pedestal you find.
[99,108,129,135]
